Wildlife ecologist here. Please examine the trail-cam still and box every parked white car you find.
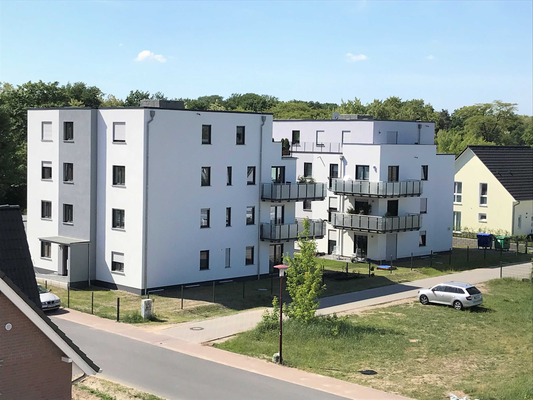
[418,282,483,310]
[38,284,61,311]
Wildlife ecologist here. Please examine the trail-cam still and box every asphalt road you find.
[55,318,349,400]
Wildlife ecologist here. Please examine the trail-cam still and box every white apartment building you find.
[27,101,326,294]
[272,115,454,262]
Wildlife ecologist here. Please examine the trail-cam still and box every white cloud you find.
[135,50,167,63]
[346,53,368,62]
[426,55,435,60]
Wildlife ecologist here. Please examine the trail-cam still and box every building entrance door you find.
[59,245,69,276]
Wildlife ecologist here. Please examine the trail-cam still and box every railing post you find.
[526,239,528,255]
[67,285,70,308]
[500,262,503,278]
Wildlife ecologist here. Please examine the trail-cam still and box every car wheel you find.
[453,300,463,310]
[419,295,430,305]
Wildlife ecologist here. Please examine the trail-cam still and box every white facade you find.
[273,117,454,262]
[27,104,326,293]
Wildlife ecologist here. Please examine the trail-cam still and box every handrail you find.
[331,212,421,232]
[330,179,422,197]
[288,142,343,154]
[261,182,327,201]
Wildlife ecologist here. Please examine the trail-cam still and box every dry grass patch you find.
[73,376,164,400]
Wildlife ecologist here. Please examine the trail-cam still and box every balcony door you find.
[329,164,339,188]
[270,205,284,224]
[385,233,397,261]
[387,200,399,217]
[269,244,284,272]
[353,234,368,258]
[271,166,285,184]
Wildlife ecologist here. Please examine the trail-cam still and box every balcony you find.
[330,212,421,233]
[261,182,327,202]
[285,142,343,155]
[330,179,423,198]
[260,219,325,242]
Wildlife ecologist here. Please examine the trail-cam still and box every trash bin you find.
[477,233,493,249]
[494,235,511,251]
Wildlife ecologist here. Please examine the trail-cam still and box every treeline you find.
[1,80,532,208]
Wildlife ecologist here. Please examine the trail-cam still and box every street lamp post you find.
[273,264,290,364]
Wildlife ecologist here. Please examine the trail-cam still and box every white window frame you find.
[420,198,427,214]
[453,211,462,232]
[63,204,73,224]
[111,252,125,274]
[41,161,52,180]
[41,201,52,220]
[41,122,53,141]
[41,241,52,259]
[419,230,427,247]
[453,182,462,204]
[478,213,487,223]
[479,183,488,206]
[112,208,125,230]
[316,130,324,146]
[113,122,126,143]
[112,165,126,186]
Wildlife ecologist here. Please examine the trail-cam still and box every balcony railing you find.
[286,142,343,155]
[330,179,423,198]
[261,182,327,202]
[260,219,325,242]
[330,212,422,233]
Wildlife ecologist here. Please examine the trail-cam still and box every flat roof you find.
[274,119,435,123]
[27,107,273,115]
[39,236,90,245]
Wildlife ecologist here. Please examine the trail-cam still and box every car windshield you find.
[38,285,49,294]
[466,287,481,295]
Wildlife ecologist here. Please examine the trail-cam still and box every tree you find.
[225,93,278,112]
[337,97,367,115]
[269,101,330,120]
[283,219,325,322]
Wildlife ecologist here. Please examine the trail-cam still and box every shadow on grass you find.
[468,306,494,313]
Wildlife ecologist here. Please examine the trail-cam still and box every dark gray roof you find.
[466,146,533,201]
[0,205,41,308]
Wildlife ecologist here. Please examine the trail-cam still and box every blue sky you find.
[1,0,532,114]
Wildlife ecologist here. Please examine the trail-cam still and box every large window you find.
[479,183,488,206]
[63,163,73,183]
[291,130,300,144]
[42,161,52,180]
[236,126,245,145]
[113,166,126,186]
[270,205,284,224]
[454,182,462,204]
[113,122,126,143]
[304,163,312,178]
[41,241,51,258]
[245,246,254,265]
[41,201,52,219]
[64,122,74,141]
[356,165,369,180]
[247,166,256,185]
[421,165,428,181]
[200,250,209,270]
[42,122,52,141]
[420,198,427,214]
[246,206,255,225]
[202,125,211,144]
[112,209,125,229]
[111,252,125,273]
[226,207,231,227]
[227,166,232,186]
[63,204,73,223]
[271,166,285,184]
[201,208,210,228]
[388,166,399,182]
[201,167,211,186]
[419,231,427,247]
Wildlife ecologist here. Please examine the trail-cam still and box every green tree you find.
[337,97,367,115]
[225,93,278,112]
[270,101,330,120]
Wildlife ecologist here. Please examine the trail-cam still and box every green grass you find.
[216,278,533,400]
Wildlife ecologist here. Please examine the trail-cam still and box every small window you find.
[113,166,126,186]
[246,206,255,225]
[226,207,231,227]
[41,241,51,258]
[421,165,428,181]
[356,165,369,181]
[41,201,52,219]
[201,208,210,228]
[245,246,254,265]
[453,211,462,231]
[388,166,399,182]
[111,252,124,273]
[420,198,427,214]
[63,204,73,223]
[63,163,73,183]
[304,163,313,178]
[419,231,426,247]
[303,200,312,211]
[227,166,232,186]
[479,183,488,206]
[42,122,52,141]
[113,122,126,143]
[225,248,231,268]
[42,162,52,180]
[236,126,245,145]
[292,130,300,145]
[454,182,462,204]
[247,166,256,185]
[201,167,211,186]
[112,209,125,229]
[64,122,74,141]
[329,164,339,179]
[200,250,209,270]
[433,285,444,292]
[478,213,487,223]
[202,125,211,145]
[316,130,324,145]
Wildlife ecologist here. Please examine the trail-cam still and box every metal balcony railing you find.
[260,219,325,242]
[330,212,422,233]
[286,142,343,154]
[330,179,423,198]
[261,182,327,202]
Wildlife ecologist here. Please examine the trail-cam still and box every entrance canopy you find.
[39,236,89,245]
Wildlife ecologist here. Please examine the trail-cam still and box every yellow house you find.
[454,146,533,237]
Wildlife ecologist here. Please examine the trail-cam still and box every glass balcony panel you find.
[261,182,326,201]
[331,179,422,197]
[331,213,421,233]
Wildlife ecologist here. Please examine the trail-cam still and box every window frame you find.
[303,200,312,211]
[246,206,255,225]
[303,163,313,178]
[63,204,73,224]
[247,166,256,185]
[453,211,462,232]
[419,230,427,247]
[112,165,126,186]
[64,121,74,141]
[478,213,487,223]
[291,130,300,145]
[356,165,370,181]
[454,182,463,204]
[113,122,126,143]
[41,121,53,141]
[421,165,428,181]
[111,252,125,273]
[202,125,212,145]
[225,248,231,268]
[200,250,209,271]
[112,208,125,230]
[420,198,428,214]
[41,241,52,259]
[245,246,255,265]
[388,166,399,182]
[227,166,232,186]
[236,126,245,145]
[479,183,488,206]
[226,207,231,227]
[41,201,52,220]
[41,161,52,180]
[201,166,211,187]
[63,163,74,183]
[200,208,210,228]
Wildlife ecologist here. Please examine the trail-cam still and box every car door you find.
[439,286,455,305]
[427,285,443,303]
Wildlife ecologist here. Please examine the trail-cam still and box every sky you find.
[0,0,532,114]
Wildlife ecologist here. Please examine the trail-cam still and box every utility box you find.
[477,233,493,249]
[494,236,511,251]
[141,299,152,320]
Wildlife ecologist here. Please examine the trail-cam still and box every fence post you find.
[67,285,70,308]
[500,262,503,278]
[116,297,120,322]
[390,255,393,273]
[430,251,433,268]
[322,265,325,285]
[500,247,503,262]
[212,281,216,303]
[346,262,348,275]
[411,253,413,271]
[467,246,469,262]
[448,249,452,265]
[242,281,245,299]
[516,238,519,256]
[270,273,273,294]
[526,239,528,255]
[91,292,94,315]
[45,280,47,289]
[180,285,184,310]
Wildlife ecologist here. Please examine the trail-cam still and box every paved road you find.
[55,318,350,400]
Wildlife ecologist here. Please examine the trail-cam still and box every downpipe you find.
[142,110,156,295]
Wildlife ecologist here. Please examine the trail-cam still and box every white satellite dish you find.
[332,112,340,120]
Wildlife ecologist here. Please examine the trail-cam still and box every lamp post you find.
[273,264,290,364]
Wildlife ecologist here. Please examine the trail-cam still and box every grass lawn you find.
[73,376,163,400]
[216,278,533,400]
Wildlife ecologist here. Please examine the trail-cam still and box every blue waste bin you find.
[477,233,492,249]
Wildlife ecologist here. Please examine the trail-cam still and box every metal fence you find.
[261,182,327,201]
[500,262,532,280]
[260,219,325,241]
[331,212,422,233]
[288,142,343,154]
[330,179,422,198]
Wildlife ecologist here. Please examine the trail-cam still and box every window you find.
[201,208,210,228]
[41,241,51,258]
[271,166,285,184]
[200,250,209,270]
[245,246,254,265]
[247,166,256,185]
[42,161,52,180]
[329,164,339,179]
[453,211,462,231]
[41,201,52,219]
[304,163,313,178]
[225,248,231,268]
[303,200,312,211]
[63,204,73,223]
[421,165,428,181]
[387,200,399,217]
[227,167,232,186]
[356,165,369,181]
[63,163,73,183]
[112,209,125,229]
[419,231,426,247]
[479,183,488,206]
[202,125,211,144]
[226,207,231,227]
[111,252,124,273]
[388,166,399,182]
[270,205,284,224]
[113,122,126,143]
[201,167,211,186]
[246,206,255,225]
[64,122,74,141]
[478,213,487,223]
[42,122,52,141]
[292,130,300,144]
[420,198,427,214]
[113,166,125,186]
[236,126,245,145]
[316,130,324,145]
[454,182,462,204]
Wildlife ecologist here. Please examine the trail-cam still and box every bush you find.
[257,296,280,333]
[121,310,160,323]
